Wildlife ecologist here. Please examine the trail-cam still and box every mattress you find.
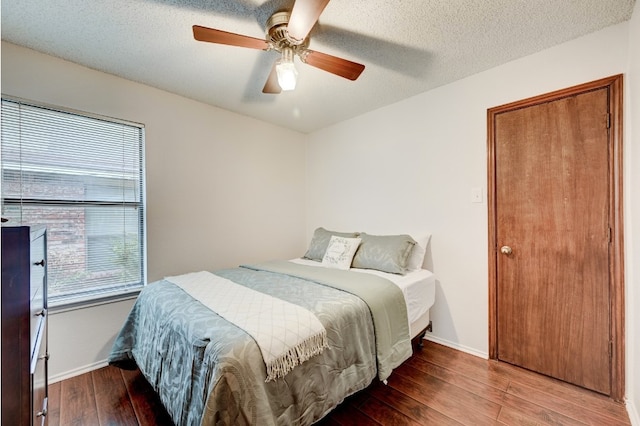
[289,258,436,333]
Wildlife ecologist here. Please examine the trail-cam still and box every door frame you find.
[487,74,625,400]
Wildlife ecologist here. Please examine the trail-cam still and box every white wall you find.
[625,1,640,423]
[307,17,635,390]
[1,42,308,380]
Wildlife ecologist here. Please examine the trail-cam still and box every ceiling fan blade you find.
[303,50,365,81]
[262,61,282,94]
[287,0,331,42]
[193,25,269,50]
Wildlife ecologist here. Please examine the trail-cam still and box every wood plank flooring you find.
[48,341,630,425]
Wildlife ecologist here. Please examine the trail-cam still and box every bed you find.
[109,229,435,426]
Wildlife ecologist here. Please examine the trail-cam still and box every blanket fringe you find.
[265,330,329,382]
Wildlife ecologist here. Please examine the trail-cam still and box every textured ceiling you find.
[1,0,636,133]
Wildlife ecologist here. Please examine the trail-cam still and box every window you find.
[1,97,146,306]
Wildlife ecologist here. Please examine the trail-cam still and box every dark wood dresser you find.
[2,226,48,426]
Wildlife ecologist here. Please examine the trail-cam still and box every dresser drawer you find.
[30,232,46,355]
[31,317,48,426]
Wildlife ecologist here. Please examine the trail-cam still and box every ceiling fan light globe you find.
[276,61,298,91]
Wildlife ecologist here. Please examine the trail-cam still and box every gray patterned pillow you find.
[303,227,359,261]
[351,233,417,274]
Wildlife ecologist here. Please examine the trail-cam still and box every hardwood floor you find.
[48,341,630,425]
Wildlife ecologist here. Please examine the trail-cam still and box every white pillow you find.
[407,233,431,270]
[322,236,362,270]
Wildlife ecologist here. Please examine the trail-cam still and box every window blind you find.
[1,97,146,306]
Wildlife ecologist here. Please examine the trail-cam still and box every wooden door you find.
[487,75,625,398]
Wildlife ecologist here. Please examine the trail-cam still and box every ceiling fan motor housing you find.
[266,11,309,53]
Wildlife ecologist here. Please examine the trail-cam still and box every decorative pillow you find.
[406,233,432,271]
[321,236,362,270]
[351,233,416,275]
[303,227,359,261]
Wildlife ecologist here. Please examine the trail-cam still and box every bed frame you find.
[411,310,433,350]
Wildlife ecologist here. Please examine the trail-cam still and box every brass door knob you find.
[500,246,512,255]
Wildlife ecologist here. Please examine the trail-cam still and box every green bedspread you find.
[109,261,411,426]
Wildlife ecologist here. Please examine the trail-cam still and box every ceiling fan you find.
[192,0,365,94]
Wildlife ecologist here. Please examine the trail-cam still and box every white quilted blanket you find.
[166,271,328,382]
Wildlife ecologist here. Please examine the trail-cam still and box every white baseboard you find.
[628,398,640,426]
[50,338,486,383]
[424,335,489,359]
[49,360,108,384]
